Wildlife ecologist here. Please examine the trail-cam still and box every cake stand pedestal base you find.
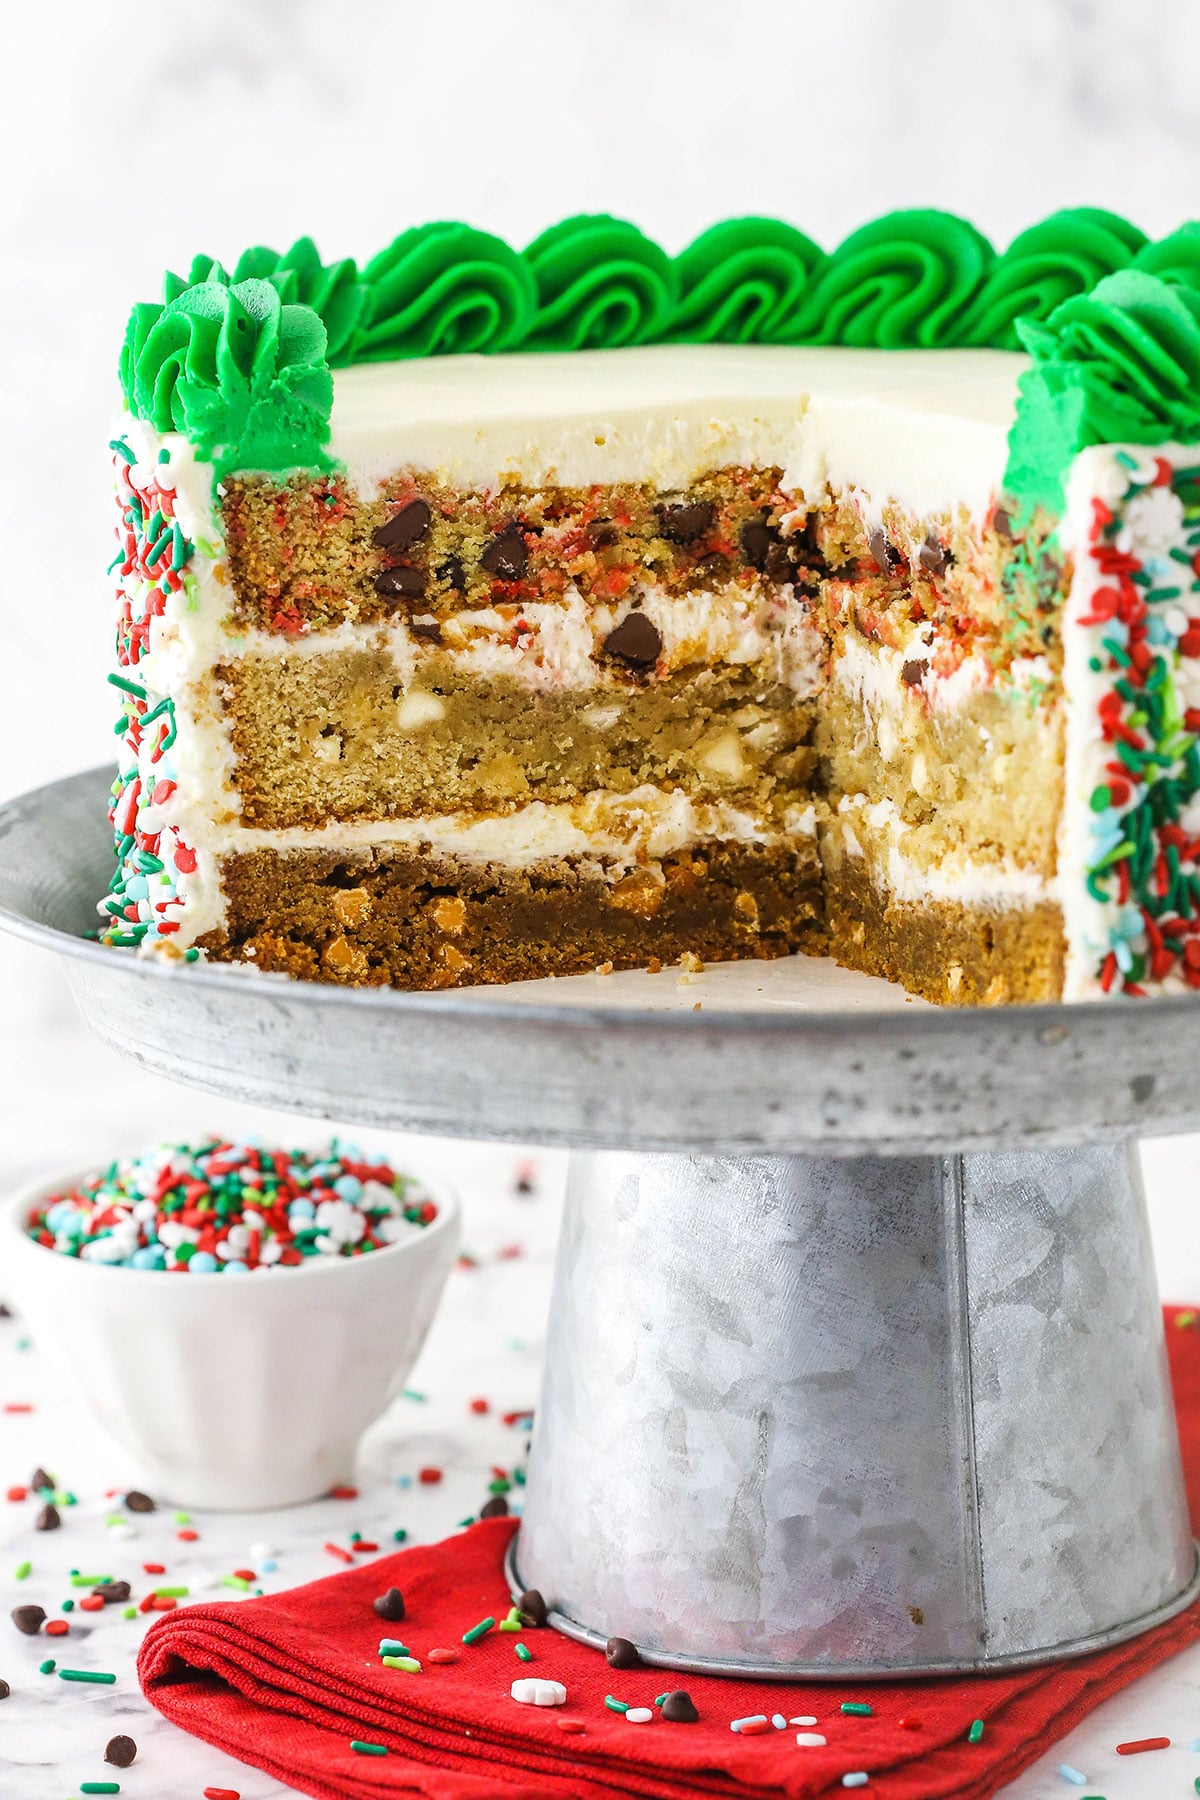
[509,1143,1200,1677]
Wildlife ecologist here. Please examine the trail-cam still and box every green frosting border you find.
[119,210,1200,501]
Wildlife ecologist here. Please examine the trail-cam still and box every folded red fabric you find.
[140,1307,1200,1800]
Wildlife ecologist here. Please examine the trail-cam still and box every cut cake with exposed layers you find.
[101,211,1200,1003]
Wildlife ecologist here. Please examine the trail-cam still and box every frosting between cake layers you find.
[836,795,1057,909]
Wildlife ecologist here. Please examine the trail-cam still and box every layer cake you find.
[101,211,1200,1002]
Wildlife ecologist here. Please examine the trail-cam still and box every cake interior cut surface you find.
[101,210,1200,1003]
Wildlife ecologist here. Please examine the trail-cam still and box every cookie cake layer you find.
[101,211,1200,1002]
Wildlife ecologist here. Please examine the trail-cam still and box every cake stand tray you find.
[3,765,1200,1678]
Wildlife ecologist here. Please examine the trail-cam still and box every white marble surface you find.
[1,1005,1200,1798]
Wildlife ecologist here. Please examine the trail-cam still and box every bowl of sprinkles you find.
[3,1139,459,1509]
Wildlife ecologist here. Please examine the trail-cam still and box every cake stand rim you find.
[6,761,1200,1041]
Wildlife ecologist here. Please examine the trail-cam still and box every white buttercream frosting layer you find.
[329,343,1024,521]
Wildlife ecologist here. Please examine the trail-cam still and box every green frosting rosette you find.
[959,207,1145,350]
[354,223,535,360]
[791,209,994,348]
[1131,222,1200,292]
[119,277,334,476]
[1005,269,1200,512]
[163,239,368,366]
[668,218,826,343]
[523,215,677,351]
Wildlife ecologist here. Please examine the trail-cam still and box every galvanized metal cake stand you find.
[4,767,1200,1679]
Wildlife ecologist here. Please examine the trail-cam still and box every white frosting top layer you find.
[328,343,1025,521]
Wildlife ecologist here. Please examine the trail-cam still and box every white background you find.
[4,3,1200,1795]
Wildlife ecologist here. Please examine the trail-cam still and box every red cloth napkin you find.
[140,1306,1200,1800]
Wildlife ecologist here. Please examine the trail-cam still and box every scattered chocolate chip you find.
[479,1495,509,1519]
[94,1581,131,1606]
[124,1490,156,1513]
[104,1734,137,1767]
[656,500,715,544]
[375,564,427,598]
[0,1678,9,1699]
[372,497,431,552]
[408,618,444,644]
[517,1588,548,1627]
[992,505,1013,540]
[900,658,929,688]
[763,541,797,585]
[661,1689,699,1723]
[480,523,529,581]
[35,1503,59,1532]
[868,527,900,572]
[692,551,730,585]
[373,1586,406,1622]
[437,554,466,592]
[601,613,662,670]
[918,534,947,576]
[30,1468,53,1493]
[587,520,620,549]
[605,1635,641,1670]
[740,517,777,569]
[12,1605,45,1636]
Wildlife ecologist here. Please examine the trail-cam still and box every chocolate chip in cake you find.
[104,1734,137,1767]
[372,497,431,551]
[992,505,1014,539]
[901,658,929,688]
[94,1581,131,1605]
[437,554,467,592]
[30,1467,53,1493]
[479,1495,509,1519]
[12,1605,45,1635]
[918,534,947,576]
[661,1689,699,1723]
[480,523,529,581]
[692,551,730,586]
[605,1635,641,1669]
[408,618,444,644]
[35,1503,59,1532]
[868,527,900,572]
[375,565,428,598]
[657,500,715,544]
[740,517,777,569]
[601,613,662,670]
[124,1490,156,1513]
[373,1586,406,1622]
[763,541,797,585]
[517,1588,548,1627]
[0,1678,9,1699]
[587,519,620,549]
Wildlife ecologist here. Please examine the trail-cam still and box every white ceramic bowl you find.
[1,1164,460,1509]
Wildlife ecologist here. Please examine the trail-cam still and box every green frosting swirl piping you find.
[354,223,535,360]
[119,277,333,477]
[523,215,676,351]
[791,210,994,347]
[1005,270,1200,512]
[667,217,825,343]
[1131,222,1200,291]
[959,207,1147,351]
